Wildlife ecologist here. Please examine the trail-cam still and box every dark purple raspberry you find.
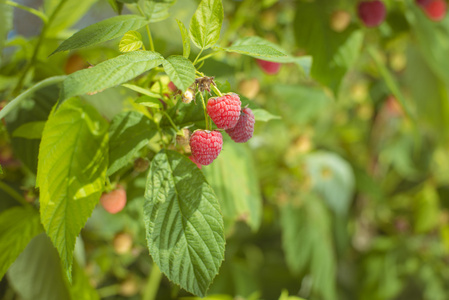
[225,108,255,143]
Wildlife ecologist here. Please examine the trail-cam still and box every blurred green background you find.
[2,0,449,299]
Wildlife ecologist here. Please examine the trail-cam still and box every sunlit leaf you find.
[37,98,108,281]
[119,30,144,53]
[144,150,225,297]
[189,0,223,49]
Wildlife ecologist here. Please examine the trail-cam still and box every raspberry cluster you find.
[189,92,256,166]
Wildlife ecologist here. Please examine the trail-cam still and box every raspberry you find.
[225,108,255,143]
[357,0,386,27]
[189,130,223,165]
[100,186,127,214]
[207,93,242,129]
[256,59,281,75]
[330,10,351,32]
[422,0,447,21]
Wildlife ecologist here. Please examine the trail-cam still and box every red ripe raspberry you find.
[423,0,447,21]
[207,93,242,129]
[225,108,255,143]
[357,0,386,27]
[100,186,127,214]
[256,59,281,75]
[189,130,223,165]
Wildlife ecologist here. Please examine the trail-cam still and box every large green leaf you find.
[45,0,97,35]
[108,111,157,176]
[144,150,225,297]
[162,55,196,92]
[303,152,355,216]
[7,234,72,300]
[294,1,363,93]
[138,0,177,23]
[61,51,164,100]
[37,98,109,281]
[0,206,43,280]
[52,15,149,54]
[202,140,262,233]
[189,0,223,49]
[281,195,337,300]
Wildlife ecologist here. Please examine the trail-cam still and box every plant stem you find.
[211,84,223,97]
[195,51,220,65]
[136,3,155,51]
[193,48,204,65]
[199,92,209,130]
[0,180,28,206]
[143,263,162,300]
[13,0,68,95]
[163,111,179,133]
[5,1,48,23]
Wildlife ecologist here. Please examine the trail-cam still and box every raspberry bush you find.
[1,0,449,299]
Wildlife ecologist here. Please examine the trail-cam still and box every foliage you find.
[1,0,449,300]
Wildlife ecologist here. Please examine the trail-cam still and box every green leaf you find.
[108,111,157,176]
[202,141,262,233]
[52,15,149,55]
[217,36,312,75]
[189,0,223,49]
[163,55,196,92]
[12,121,46,139]
[122,83,161,98]
[414,184,440,233]
[303,152,355,216]
[294,1,363,93]
[134,95,163,108]
[0,164,2,174]
[61,51,164,100]
[7,234,72,300]
[37,98,109,281]
[139,0,177,23]
[0,206,43,280]
[45,0,97,35]
[144,150,225,297]
[281,195,337,300]
[177,19,191,58]
[119,30,144,53]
